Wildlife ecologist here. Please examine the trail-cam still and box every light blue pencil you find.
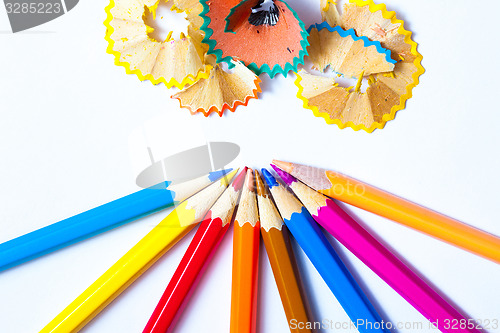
[0,169,231,272]
[262,168,389,333]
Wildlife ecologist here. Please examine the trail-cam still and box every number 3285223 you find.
[5,2,62,14]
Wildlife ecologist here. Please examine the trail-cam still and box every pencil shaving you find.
[172,0,204,28]
[200,0,309,77]
[104,0,210,89]
[297,70,398,131]
[172,61,262,117]
[307,23,395,78]
[341,2,411,62]
[173,0,206,42]
[298,0,424,132]
[321,0,342,27]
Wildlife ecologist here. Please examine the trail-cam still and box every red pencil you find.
[143,168,247,333]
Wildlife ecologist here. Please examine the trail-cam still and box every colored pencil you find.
[0,169,232,272]
[143,168,247,333]
[273,160,500,264]
[273,165,482,333]
[255,170,312,333]
[230,169,260,333]
[262,168,389,333]
[40,169,239,333]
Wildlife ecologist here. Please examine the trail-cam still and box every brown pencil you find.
[255,170,313,333]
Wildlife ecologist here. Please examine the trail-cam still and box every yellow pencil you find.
[40,169,239,333]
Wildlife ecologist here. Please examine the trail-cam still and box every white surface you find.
[1,0,500,332]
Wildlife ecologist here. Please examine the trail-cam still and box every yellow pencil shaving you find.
[322,0,337,12]
[104,0,210,89]
[149,2,159,20]
[171,4,182,13]
[166,31,173,41]
[297,0,425,133]
[354,71,364,92]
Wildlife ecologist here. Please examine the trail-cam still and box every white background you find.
[1,0,500,332]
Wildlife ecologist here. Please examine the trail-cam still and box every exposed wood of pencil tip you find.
[168,169,236,204]
[266,178,304,221]
[254,170,268,198]
[288,180,328,218]
[246,168,256,193]
[272,160,293,173]
[235,169,259,227]
[181,168,239,224]
[231,167,249,191]
[255,170,283,232]
[209,168,247,225]
[272,161,332,191]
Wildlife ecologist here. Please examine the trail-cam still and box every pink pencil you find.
[272,165,481,333]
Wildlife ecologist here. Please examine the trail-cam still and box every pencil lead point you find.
[208,168,233,181]
[261,168,279,188]
[221,168,239,186]
[254,170,267,197]
[271,164,297,186]
[272,160,293,173]
[231,167,248,191]
[245,168,256,192]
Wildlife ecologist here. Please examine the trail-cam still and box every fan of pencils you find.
[1,163,499,333]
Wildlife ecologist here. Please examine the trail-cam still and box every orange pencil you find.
[255,170,312,333]
[230,169,260,333]
[273,160,500,264]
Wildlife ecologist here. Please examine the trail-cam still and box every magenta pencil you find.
[272,165,481,333]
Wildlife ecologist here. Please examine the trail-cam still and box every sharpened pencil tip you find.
[208,168,233,182]
[231,167,248,191]
[222,168,240,186]
[254,170,268,197]
[245,168,256,193]
[261,168,279,188]
[272,160,293,173]
[271,164,297,186]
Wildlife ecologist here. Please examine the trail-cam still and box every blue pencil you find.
[0,169,231,272]
[262,168,389,333]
